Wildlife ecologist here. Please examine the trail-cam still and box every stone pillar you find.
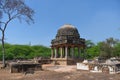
[78,47,81,58]
[68,47,71,58]
[57,48,59,58]
[60,47,63,58]
[65,46,68,58]
[84,49,86,59]
[71,47,74,58]
[54,48,57,58]
[63,47,65,58]
[51,48,54,58]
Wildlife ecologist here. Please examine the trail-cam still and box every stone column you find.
[57,48,59,58]
[71,47,74,58]
[68,47,71,58]
[78,47,81,58]
[84,49,86,59]
[51,48,54,58]
[65,46,68,58]
[60,47,63,58]
[63,47,65,58]
[54,48,57,58]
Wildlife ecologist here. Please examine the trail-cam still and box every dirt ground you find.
[0,67,120,80]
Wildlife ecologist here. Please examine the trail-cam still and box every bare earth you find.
[0,66,120,80]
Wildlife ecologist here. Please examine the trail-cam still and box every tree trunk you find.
[1,30,5,67]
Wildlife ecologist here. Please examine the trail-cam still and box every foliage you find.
[86,45,100,59]
[114,43,120,57]
[0,37,120,60]
[98,38,119,59]
[86,38,120,59]
[85,40,95,48]
[0,44,51,60]
[85,40,99,59]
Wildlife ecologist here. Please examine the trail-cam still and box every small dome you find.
[56,24,80,37]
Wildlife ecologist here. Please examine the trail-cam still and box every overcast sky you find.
[1,0,120,47]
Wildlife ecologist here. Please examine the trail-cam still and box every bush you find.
[0,43,51,60]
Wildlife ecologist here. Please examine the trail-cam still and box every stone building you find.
[51,24,85,65]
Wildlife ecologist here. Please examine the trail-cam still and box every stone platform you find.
[9,62,41,73]
[42,64,76,72]
[51,58,76,65]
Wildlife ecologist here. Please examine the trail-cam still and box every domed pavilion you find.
[51,24,85,65]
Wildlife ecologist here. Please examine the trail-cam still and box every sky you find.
[1,0,120,47]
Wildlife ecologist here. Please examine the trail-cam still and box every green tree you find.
[114,42,120,57]
[86,45,100,59]
[0,0,34,67]
[98,38,119,59]
[0,44,51,60]
[85,40,95,48]
[85,40,98,59]
[85,38,120,59]
[6,45,34,59]
[31,45,51,58]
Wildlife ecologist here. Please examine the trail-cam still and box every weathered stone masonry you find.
[51,24,86,65]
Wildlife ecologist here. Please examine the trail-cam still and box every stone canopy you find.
[51,24,86,65]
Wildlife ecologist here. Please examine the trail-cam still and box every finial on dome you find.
[60,24,75,29]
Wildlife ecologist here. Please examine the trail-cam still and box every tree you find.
[0,0,34,67]
[86,45,100,59]
[106,37,119,47]
[0,43,51,60]
[85,40,95,48]
[85,40,97,59]
[114,42,120,57]
[98,38,119,59]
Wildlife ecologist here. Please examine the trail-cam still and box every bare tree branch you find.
[0,0,34,67]
[0,21,5,24]
[0,26,3,31]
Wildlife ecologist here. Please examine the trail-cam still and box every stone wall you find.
[9,63,41,73]
[51,58,76,65]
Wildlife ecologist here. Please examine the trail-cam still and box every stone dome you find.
[56,24,80,38]
[51,24,85,46]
